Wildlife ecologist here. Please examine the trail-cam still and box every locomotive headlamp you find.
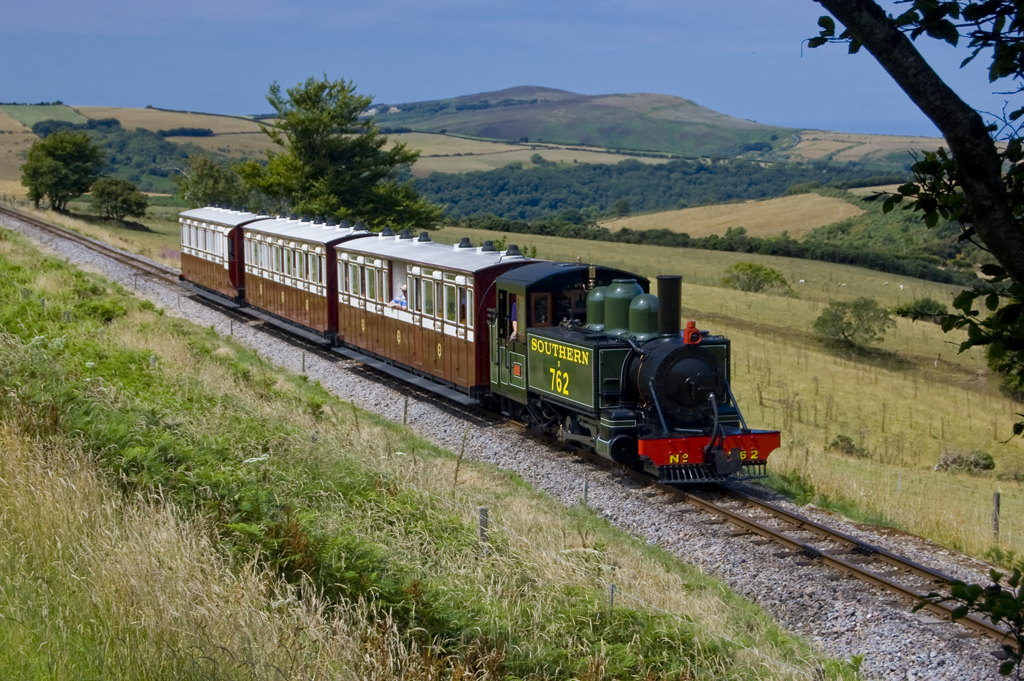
[683,320,702,345]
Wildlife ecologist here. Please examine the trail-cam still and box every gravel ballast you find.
[1,210,1004,680]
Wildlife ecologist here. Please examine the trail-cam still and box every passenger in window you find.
[388,284,408,309]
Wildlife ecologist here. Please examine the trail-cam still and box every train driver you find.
[388,284,408,309]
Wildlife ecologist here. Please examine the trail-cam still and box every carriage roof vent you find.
[301,214,311,222]
[480,240,497,252]
[339,220,351,229]
[354,221,369,231]
[505,244,523,257]
[458,237,473,249]
[399,229,414,239]
[289,213,299,220]
[417,231,432,243]
[313,215,323,224]
[240,205,248,213]
[380,226,395,237]
[258,210,267,216]
[326,218,336,226]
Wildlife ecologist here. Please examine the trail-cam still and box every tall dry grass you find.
[0,415,525,681]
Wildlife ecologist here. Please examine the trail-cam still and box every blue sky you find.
[0,1,1013,137]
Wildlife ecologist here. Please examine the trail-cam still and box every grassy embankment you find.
[0,226,853,679]
[435,226,1024,560]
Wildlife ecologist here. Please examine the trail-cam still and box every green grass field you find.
[0,105,86,127]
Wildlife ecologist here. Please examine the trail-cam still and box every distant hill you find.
[373,86,794,158]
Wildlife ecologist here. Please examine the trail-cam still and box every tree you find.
[914,568,1024,677]
[21,130,105,211]
[813,297,895,345]
[173,154,246,209]
[237,76,443,230]
[612,198,631,217]
[91,178,149,222]
[721,261,793,294]
[807,1,1024,425]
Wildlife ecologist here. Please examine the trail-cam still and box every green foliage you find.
[174,154,247,209]
[29,117,211,193]
[90,177,149,222]
[417,157,905,222]
[827,434,869,459]
[721,261,792,294]
[238,76,443,230]
[612,197,631,217]
[813,297,896,346]
[21,130,105,211]
[934,449,996,474]
[915,568,1024,676]
[157,127,213,137]
[891,296,949,320]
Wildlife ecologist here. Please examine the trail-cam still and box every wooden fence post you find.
[994,492,1001,541]
[478,506,489,557]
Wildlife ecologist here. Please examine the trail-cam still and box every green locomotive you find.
[489,263,779,484]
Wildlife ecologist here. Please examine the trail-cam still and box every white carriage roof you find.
[244,216,375,247]
[180,207,269,228]
[337,232,530,274]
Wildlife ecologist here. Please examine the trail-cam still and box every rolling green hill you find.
[373,86,795,158]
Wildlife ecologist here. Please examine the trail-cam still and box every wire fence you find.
[396,468,818,679]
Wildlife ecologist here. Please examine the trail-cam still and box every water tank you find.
[585,286,608,331]
[629,294,659,342]
[605,279,643,336]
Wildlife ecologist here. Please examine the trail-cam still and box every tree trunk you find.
[814,0,1024,288]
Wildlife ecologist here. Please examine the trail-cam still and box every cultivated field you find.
[0,113,35,181]
[785,129,943,165]
[0,104,86,127]
[601,193,865,238]
[165,131,273,159]
[74,106,261,134]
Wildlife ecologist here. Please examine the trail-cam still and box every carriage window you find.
[457,286,469,325]
[436,282,443,320]
[350,264,361,296]
[319,256,325,284]
[274,246,282,272]
[423,279,434,316]
[366,266,377,300]
[410,276,419,311]
[466,289,474,326]
[445,284,457,323]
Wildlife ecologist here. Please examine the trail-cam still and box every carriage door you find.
[497,290,510,387]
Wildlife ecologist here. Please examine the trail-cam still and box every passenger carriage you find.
[179,207,270,303]
[242,215,375,343]
[334,232,531,401]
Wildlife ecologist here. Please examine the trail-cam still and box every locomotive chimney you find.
[656,275,682,337]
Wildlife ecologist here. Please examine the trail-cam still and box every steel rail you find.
[0,205,180,285]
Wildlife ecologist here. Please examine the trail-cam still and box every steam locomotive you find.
[178,206,779,483]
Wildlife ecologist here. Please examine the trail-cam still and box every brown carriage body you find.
[241,217,375,341]
[179,207,271,302]
[335,234,532,397]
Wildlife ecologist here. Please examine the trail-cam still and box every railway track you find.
[0,205,180,286]
[639,464,1013,647]
[2,203,1014,652]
